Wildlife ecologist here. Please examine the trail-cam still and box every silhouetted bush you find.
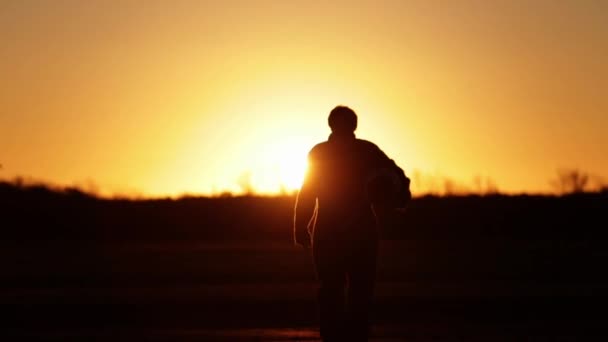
[551,168,590,194]
[1,181,606,242]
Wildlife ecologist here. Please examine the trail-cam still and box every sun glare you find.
[278,150,308,191]
[200,73,381,196]
[251,138,309,194]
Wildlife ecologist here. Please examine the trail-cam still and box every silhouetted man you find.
[294,106,410,342]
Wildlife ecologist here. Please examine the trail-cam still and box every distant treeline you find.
[1,181,606,242]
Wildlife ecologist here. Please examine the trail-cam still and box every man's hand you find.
[294,230,312,249]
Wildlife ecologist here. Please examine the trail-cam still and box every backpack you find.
[367,161,411,209]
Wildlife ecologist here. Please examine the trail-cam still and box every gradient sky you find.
[1,0,607,197]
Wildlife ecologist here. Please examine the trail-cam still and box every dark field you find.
[2,183,608,341]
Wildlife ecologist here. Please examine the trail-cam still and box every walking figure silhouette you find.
[294,105,410,342]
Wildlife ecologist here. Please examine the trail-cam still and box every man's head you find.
[328,105,357,134]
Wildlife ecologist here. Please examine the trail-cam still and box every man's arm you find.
[372,144,412,207]
[293,152,317,247]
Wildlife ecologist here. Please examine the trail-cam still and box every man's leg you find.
[317,272,346,341]
[314,242,347,341]
[345,241,378,342]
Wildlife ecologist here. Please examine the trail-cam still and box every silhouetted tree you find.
[442,177,470,195]
[473,175,500,195]
[551,168,590,194]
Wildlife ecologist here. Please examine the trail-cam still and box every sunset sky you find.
[1,0,607,197]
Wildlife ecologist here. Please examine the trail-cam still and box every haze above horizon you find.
[1,0,607,197]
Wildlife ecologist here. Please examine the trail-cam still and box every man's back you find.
[302,134,393,241]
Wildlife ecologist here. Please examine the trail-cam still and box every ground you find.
[4,240,606,341]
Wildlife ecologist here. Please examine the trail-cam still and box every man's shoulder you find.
[355,138,380,148]
[355,138,384,154]
[308,138,384,158]
[308,141,330,155]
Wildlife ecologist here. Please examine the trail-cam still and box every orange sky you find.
[1,0,607,197]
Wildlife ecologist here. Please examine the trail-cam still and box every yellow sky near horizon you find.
[1,0,607,197]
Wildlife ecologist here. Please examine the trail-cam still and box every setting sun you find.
[247,137,310,194]
[275,144,309,191]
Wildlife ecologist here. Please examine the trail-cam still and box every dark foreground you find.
[4,240,608,341]
[3,186,607,340]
